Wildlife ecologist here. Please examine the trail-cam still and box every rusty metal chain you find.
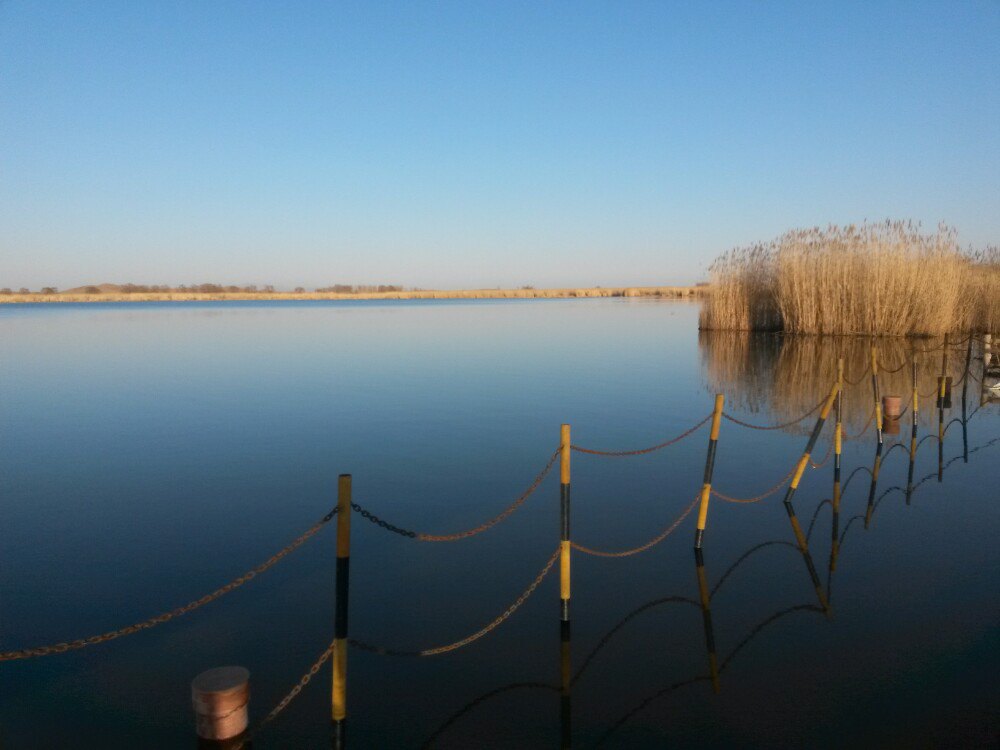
[0,506,338,662]
[570,415,711,457]
[349,547,560,657]
[712,464,796,504]
[722,397,825,431]
[808,437,835,469]
[843,363,871,385]
[844,407,876,439]
[351,502,417,538]
[877,357,908,374]
[417,450,560,541]
[251,638,336,737]
[349,450,559,542]
[571,495,698,558]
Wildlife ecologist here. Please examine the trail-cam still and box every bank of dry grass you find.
[0,285,706,305]
[700,223,999,336]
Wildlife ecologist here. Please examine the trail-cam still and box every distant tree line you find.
[315,284,404,293]
[0,283,406,294]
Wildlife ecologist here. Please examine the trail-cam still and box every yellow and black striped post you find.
[863,440,883,530]
[332,474,352,749]
[906,362,918,506]
[831,359,844,571]
[937,375,945,482]
[871,344,883,445]
[694,548,720,693]
[558,423,572,747]
[830,370,843,570]
[962,335,973,462]
[560,424,571,623]
[781,380,837,615]
[694,394,724,549]
[782,380,839,509]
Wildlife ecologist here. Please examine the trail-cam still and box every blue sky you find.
[1,1,998,289]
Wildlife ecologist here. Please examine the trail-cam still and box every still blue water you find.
[1,299,997,748]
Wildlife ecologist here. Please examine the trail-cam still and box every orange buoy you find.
[192,666,250,741]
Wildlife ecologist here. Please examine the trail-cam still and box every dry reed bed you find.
[0,286,706,305]
[699,331,980,437]
[700,223,999,336]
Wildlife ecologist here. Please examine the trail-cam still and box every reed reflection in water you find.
[698,331,983,436]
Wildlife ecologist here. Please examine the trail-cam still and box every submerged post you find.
[332,474,352,749]
[871,344,883,444]
[694,395,724,549]
[694,548,720,693]
[560,424,571,623]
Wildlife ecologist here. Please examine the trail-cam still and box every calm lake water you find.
[1,299,998,749]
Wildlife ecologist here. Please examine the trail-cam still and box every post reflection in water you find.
[318,414,993,749]
[408,333,995,748]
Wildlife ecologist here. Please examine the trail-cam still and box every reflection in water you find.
[698,331,986,436]
[411,406,996,750]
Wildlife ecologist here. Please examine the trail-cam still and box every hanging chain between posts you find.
[349,449,560,542]
[877,357,908,374]
[722,397,825,431]
[570,414,711,457]
[808,437,835,469]
[0,506,339,662]
[418,450,560,541]
[571,495,699,558]
[843,406,876,439]
[349,547,560,657]
[251,639,336,738]
[842,363,870,386]
[712,464,796,504]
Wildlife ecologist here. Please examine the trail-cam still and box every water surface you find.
[1,299,997,748]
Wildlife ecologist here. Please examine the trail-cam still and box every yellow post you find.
[906,362,918,505]
[332,474,352,748]
[831,358,843,570]
[560,424,571,623]
[871,344,883,444]
[694,394,724,549]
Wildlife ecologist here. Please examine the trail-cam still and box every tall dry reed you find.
[700,222,998,336]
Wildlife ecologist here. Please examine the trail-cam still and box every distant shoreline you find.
[0,286,707,304]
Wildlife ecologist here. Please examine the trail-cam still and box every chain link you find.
[808,437,835,469]
[712,465,796,504]
[349,547,560,657]
[418,450,559,541]
[571,415,711,457]
[843,407,876,439]
[351,502,417,537]
[251,639,336,737]
[349,449,560,542]
[0,506,338,662]
[842,363,871,386]
[722,397,825,431]
[571,495,698,557]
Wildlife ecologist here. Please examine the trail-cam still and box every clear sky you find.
[1,1,998,290]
